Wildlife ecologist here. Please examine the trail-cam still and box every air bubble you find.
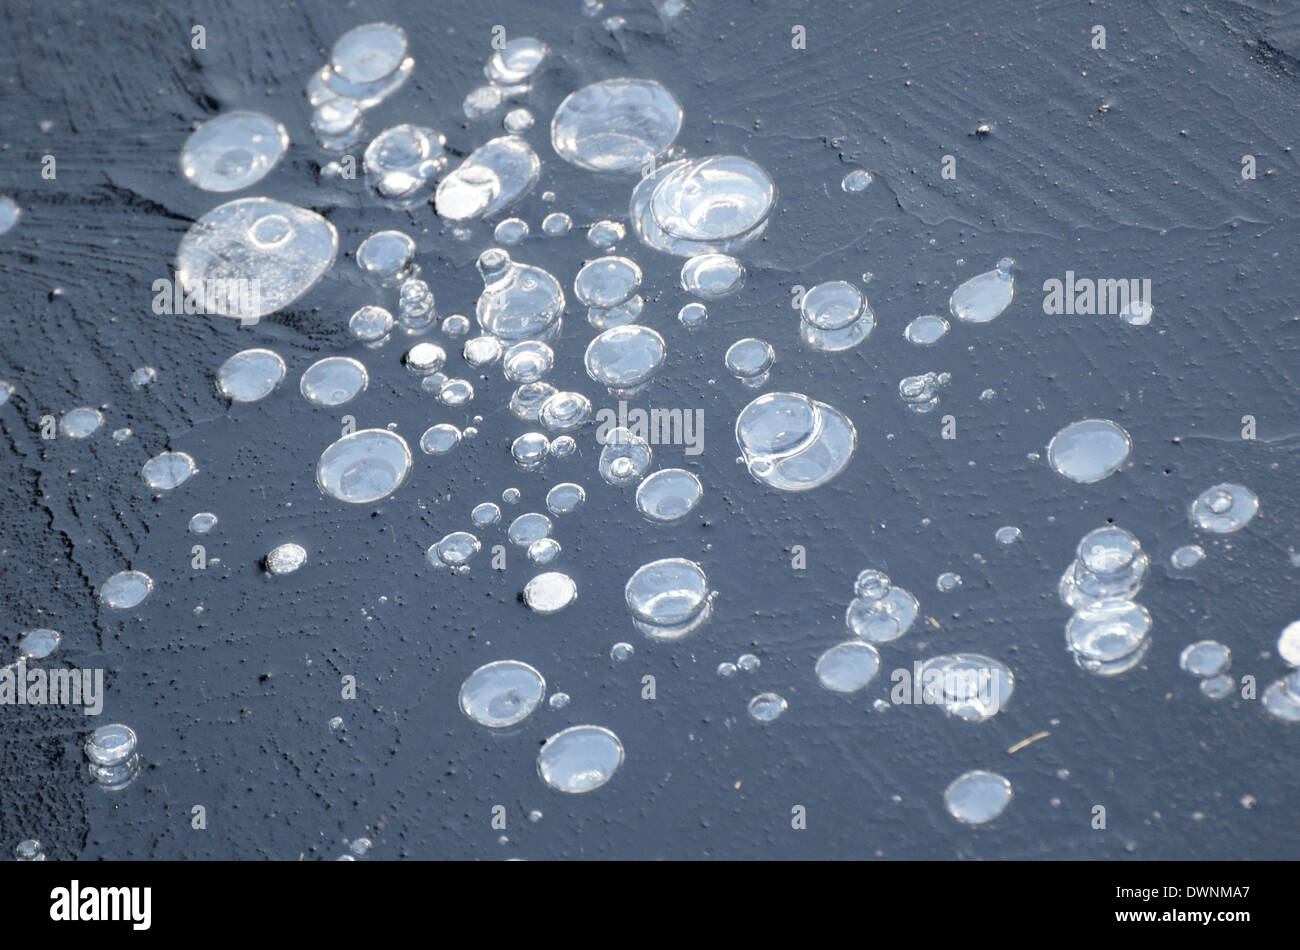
[634,468,702,523]
[1190,483,1258,534]
[316,429,412,504]
[943,770,1012,824]
[459,660,545,728]
[537,725,624,792]
[1046,419,1132,484]
[99,571,153,609]
[217,348,286,403]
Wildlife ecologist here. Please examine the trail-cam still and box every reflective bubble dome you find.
[180,111,289,193]
[585,325,666,394]
[550,78,683,172]
[316,429,412,504]
[459,660,546,728]
[1046,419,1132,484]
[537,725,624,792]
[634,468,703,523]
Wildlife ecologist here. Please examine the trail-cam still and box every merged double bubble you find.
[735,391,856,493]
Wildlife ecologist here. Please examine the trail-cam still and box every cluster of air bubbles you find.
[625,557,712,640]
[1189,483,1258,534]
[397,277,436,331]
[1059,526,1148,611]
[537,725,623,793]
[598,428,653,486]
[84,723,140,791]
[312,99,365,151]
[898,371,951,414]
[475,248,564,343]
[943,770,1012,825]
[735,392,856,492]
[919,654,1014,721]
[585,326,666,395]
[466,37,548,124]
[949,258,1015,323]
[1178,640,1233,699]
[459,660,545,728]
[799,281,874,352]
[177,197,338,323]
[437,135,541,222]
[845,570,919,643]
[307,23,414,149]
[265,543,307,576]
[316,429,412,504]
[634,468,702,523]
[1059,526,1152,676]
[362,124,447,205]
[904,314,949,346]
[1046,419,1132,483]
[180,111,289,192]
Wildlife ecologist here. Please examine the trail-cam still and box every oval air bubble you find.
[316,429,412,504]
